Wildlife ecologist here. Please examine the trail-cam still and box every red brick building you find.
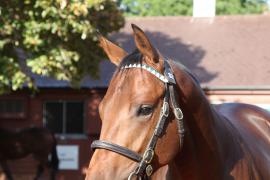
[1,15,270,179]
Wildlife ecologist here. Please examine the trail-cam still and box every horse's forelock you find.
[118,49,143,70]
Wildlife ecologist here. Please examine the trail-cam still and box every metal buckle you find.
[162,102,169,117]
[128,170,137,180]
[174,107,183,120]
[143,149,154,164]
[128,167,143,180]
[146,165,153,177]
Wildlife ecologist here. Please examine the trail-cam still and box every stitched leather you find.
[91,140,142,162]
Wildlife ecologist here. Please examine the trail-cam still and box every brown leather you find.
[91,140,142,162]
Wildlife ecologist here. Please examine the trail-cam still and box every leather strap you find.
[91,140,142,162]
[165,60,185,148]
[169,84,185,148]
[134,86,170,177]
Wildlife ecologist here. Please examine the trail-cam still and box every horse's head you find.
[87,24,184,180]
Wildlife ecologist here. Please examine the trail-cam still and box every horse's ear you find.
[98,35,127,66]
[131,24,159,63]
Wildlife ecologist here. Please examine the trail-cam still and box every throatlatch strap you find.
[169,84,185,148]
[164,60,185,148]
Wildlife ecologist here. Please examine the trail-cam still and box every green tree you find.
[0,0,124,93]
[118,0,193,16]
[216,0,267,15]
[118,0,267,16]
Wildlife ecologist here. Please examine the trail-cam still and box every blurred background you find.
[0,0,269,179]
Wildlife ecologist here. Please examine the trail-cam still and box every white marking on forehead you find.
[121,63,169,83]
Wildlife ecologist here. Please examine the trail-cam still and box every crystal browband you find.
[121,63,169,83]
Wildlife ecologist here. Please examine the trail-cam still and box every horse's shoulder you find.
[214,102,267,118]
[215,103,269,143]
[215,102,270,126]
[215,103,270,178]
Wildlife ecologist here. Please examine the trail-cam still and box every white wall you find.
[193,0,216,17]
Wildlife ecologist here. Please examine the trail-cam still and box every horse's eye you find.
[138,105,153,116]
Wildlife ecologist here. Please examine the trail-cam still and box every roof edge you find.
[125,14,270,20]
[202,86,270,91]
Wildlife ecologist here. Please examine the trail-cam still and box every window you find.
[43,101,85,135]
[0,99,25,118]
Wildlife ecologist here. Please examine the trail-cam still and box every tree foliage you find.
[216,0,267,15]
[118,0,267,16]
[118,0,193,16]
[0,0,124,93]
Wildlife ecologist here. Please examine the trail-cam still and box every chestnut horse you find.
[0,127,59,180]
[86,24,270,180]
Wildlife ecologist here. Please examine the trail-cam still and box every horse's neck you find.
[172,66,230,179]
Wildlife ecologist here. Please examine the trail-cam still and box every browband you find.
[121,63,169,83]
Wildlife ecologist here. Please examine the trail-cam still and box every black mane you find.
[118,49,143,70]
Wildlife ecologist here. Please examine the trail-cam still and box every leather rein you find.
[91,60,185,179]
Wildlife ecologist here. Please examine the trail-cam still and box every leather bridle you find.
[91,60,185,179]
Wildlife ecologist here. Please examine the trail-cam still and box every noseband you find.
[91,60,185,179]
